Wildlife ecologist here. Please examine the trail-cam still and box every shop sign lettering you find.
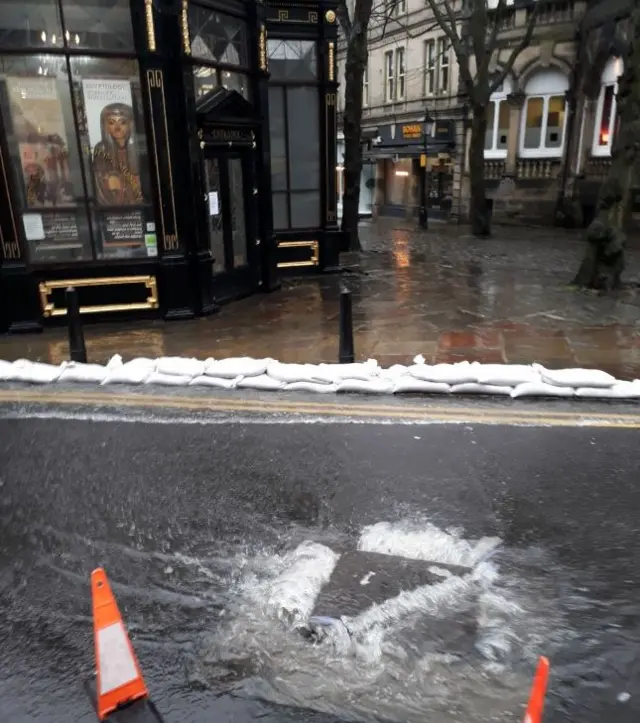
[402,124,422,140]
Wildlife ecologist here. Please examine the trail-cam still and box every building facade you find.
[0,0,343,333]
[337,0,632,227]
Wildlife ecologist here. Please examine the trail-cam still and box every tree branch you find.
[488,2,540,95]
[424,0,475,92]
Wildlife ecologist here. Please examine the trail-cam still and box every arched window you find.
[592,57,623,157]
[520,70,569,158]
[485,76,512,159]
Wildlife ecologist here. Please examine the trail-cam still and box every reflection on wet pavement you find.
[3,220,640,379]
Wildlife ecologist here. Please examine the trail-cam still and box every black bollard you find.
[338,288,355,364]
[66,286,87,363]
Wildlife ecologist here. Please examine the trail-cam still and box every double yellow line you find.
[1,388,640,427]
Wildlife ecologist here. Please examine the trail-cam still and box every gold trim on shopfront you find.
[328,42,335,81]
[146,70,179,251]
[145,0,156,51]
[259,24,267,71]
[38,276,159,318]
[0,147,21,260]
[277,240,319,268]
[181,0,191,55]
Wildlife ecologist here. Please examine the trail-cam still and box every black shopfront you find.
[0,0,342,333]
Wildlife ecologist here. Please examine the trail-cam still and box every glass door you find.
[202,150,253,297]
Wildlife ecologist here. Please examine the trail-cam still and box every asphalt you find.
[1,400,639,722]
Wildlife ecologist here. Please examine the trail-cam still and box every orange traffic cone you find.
[91,568,149,720]
[523,656,550,723]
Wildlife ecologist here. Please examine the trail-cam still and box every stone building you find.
[336,0,633,227]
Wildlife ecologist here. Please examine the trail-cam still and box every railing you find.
[527,0,574,24]
[584,157,612,179]
[515,159,562,180]
[484,160,506,180]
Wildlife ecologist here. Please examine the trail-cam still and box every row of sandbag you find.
[0,355,638,399]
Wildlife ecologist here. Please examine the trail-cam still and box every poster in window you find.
[81,79,143,206]
[6,77,74,207]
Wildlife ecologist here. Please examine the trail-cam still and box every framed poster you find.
[6,77,75,207]
[81,79,143,206]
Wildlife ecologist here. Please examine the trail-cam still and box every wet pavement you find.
[1,405,640,723]
[3,220,640,378]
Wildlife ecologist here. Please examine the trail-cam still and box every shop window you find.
[268,85,320,230]
[485,76,511,158]
[424,39,435,95]
[0,54,155,263]
[267,39,317,81]
[59,0,134,51]
[0,0,63,49]
[592,57,623,157]
[189,4,249,69]
[192,66,250,101]
[385,50,394,102]
[519,69,568,158]
[395,47,405,100]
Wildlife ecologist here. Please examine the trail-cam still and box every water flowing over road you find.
[1,405,639,722]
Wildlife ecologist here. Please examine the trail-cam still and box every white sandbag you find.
[106,354,124,369]
[474,364,538,387]
[155,356,205,378]
[236,374,285,391]
[575,382,640,399]
[101,358,155,385]
[393,378,450,394]
[58,361,108,384]
[267,361,333,384]
[533,363,616,388]
[511,382,574,398]
[0,359,14,381]
[189,375,239,389]
[317,359,379,381]
[9,360,63,383]
[379,364,410,381]
[284,382,339,393]
[205,357,271,379]
[451,383,513,395]
[144,371,192,386]
[408,362,477,385]
[337,378,394,394]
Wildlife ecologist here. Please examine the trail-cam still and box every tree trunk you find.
[468,106,490,237]
[572,4,640,290]
[341,7,371,252]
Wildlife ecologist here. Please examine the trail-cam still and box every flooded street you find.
[1,408,639,722]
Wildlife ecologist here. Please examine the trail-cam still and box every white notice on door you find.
[208,191,219,216]
[22,213,45,241]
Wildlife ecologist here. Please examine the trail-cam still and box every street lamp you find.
[419,111,435,229]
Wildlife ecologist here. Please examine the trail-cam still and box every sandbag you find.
[9,360,63,384]
[533,364,616,388]
[101,358,155,385]
[408,362,477,385]
[317,360,379,381]
[379,364,410,381]
[575,382,640,399]
[205,357,271,379]
[236,374,285,391]
[511,382,574,398]
[284,382,339,393]
[337,378,394,394]
[58,361,108,384]
[473,364,538,387]
[393,378,450,394]
[189,375,239,389]
[0,359,14,381]
[451,383,512,395]
[155,356,206,378]
[144,371,192,386]
[267,361,333,384]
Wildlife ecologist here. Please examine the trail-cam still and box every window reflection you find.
[267,39,317,81]
[189,5,249,68]
[0,1,63,49]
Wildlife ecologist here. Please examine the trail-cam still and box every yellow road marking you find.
[0,388,639,428]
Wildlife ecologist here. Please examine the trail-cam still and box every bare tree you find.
[572,4,640,291]
[424,0,539,236]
